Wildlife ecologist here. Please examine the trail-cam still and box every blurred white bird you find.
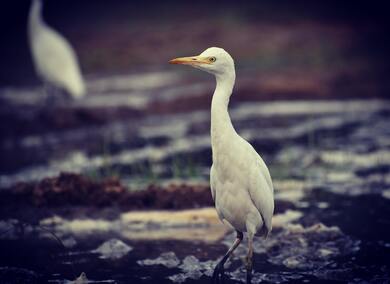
[28,0,85,101]
[170,47,274,284]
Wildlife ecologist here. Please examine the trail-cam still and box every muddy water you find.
[0,191,389,284]
[0,72,390,283]
[0,72,389,190]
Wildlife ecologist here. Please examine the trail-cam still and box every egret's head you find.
[169,47,234,77]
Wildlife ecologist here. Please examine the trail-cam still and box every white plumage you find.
[28,0,85,99]
[170,47,274,284]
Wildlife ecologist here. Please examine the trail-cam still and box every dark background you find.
[0,0,389,87]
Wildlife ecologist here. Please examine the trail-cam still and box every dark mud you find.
[0,186,389,283]
[0,173,213,221]
[0,97,389,283]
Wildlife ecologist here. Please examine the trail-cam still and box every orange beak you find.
[169,56,211,65]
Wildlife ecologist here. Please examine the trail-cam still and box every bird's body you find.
[211,140,273,235]
[28,0,85,99]
[210,71,273,238]
[170,47,274,284]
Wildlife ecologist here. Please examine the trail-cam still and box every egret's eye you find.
[209,56,216,63]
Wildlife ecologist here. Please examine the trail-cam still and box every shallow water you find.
[0,72,389,190]
[0,189,389,283]
[0,72,390,283]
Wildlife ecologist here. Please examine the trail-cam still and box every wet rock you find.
[179,255,217,278]
[138,253,219,282]
[220,222,360,282]
[62,237,77,248]
[137,252,180,268]
[229,269,299,284]
[71,272,88,284]
[167,273,188,283]
[264,223,360,272]
[382,189,390,200]
[57,272,115,284]
[92,239,132,259]
[167,255,218,283]
[316,202,329,209]
[57,272,117,284]
[282,255,306,269]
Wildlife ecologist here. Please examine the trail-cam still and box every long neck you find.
[28,0,44,36]
[211,70,236,156]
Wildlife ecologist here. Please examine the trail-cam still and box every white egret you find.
[170,47,274,284]
[28,0,86,101]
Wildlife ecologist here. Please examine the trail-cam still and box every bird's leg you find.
[212,230,243,284]
[246,236,254,284]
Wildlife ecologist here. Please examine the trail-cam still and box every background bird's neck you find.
[28,0,44,35]
[211,71,237,156]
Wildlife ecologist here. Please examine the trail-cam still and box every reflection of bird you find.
[170,47,274,284]
[28,0,85,101]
